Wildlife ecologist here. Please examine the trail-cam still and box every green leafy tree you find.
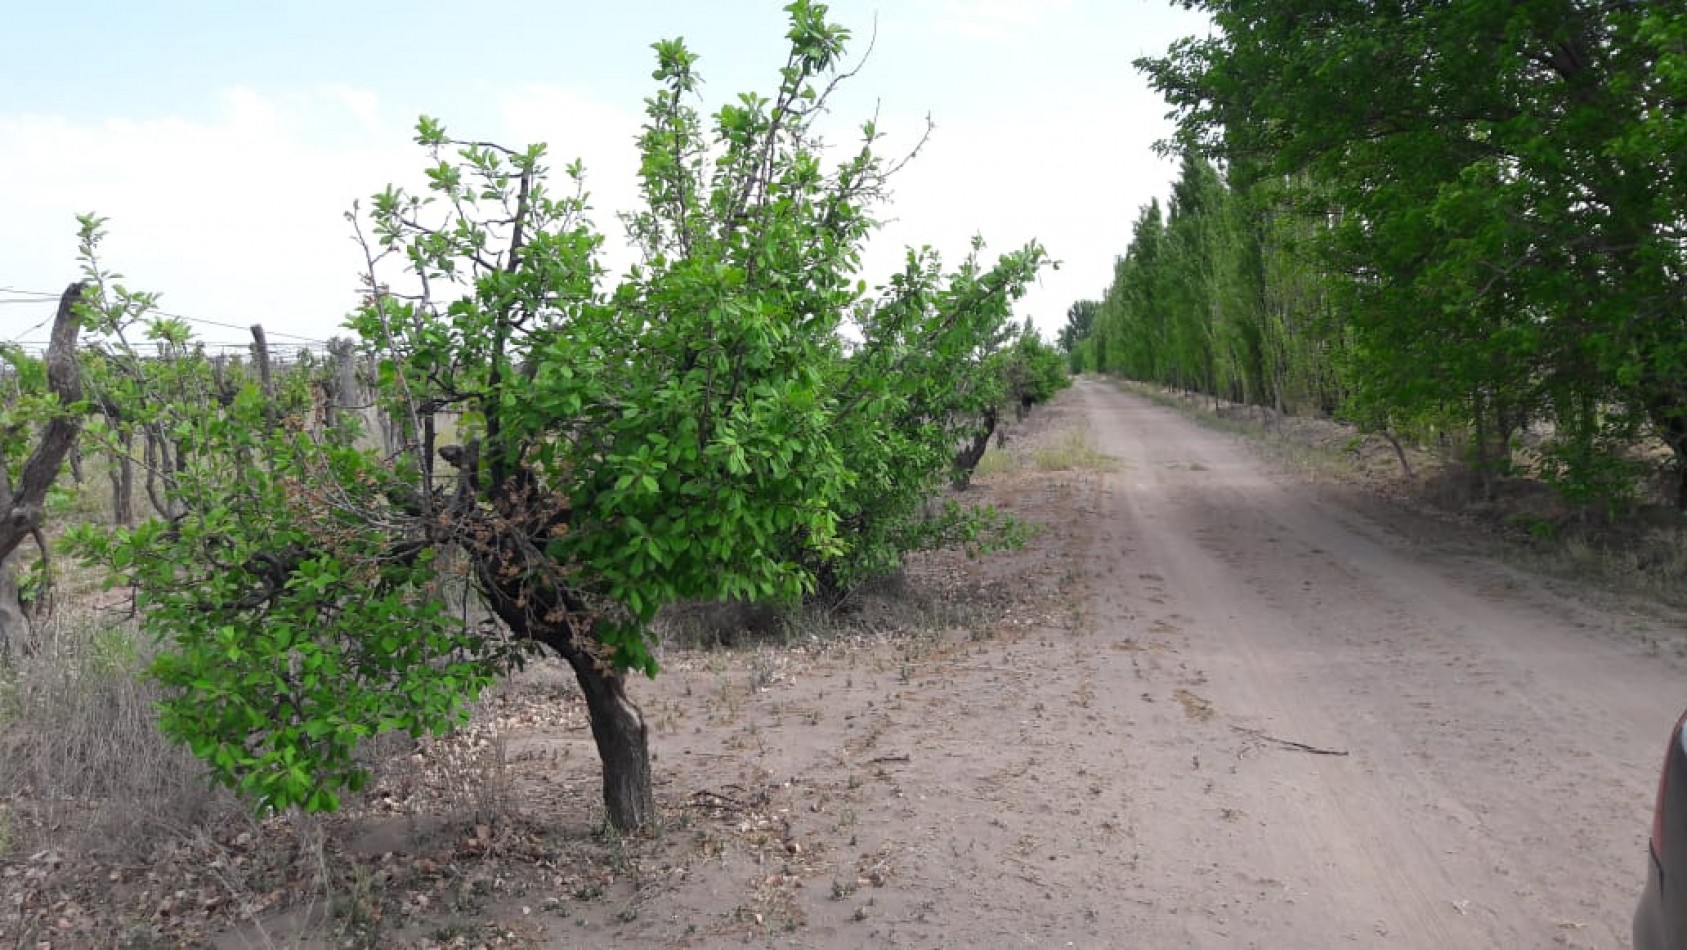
[74,2,1046,831]
[1059,300,1100,372]
[1067,152,1313,422]
[1141,0,1687,506]
[812,239,1048,591]
[1001,321,1071,414]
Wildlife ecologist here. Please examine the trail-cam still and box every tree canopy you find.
[1066,0,1687,508]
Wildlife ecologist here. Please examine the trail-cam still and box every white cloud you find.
[0,84,653,347]
[0,58,1178,349]
[0,86,411,346]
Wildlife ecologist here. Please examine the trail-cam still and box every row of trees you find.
[3,2,1069,831]
[1066,0,1687,509]
[1061,154,1344,420]
[0,282,408,653]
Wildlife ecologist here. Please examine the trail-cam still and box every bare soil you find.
[1064,379,1679,948]
[6,378,1682,948]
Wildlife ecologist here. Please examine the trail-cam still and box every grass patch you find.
[0,613,231,861]
[975,428,1118,477]
[972,445,1020,478]
[1031,430,1118,472]
[1519,524,1687,609]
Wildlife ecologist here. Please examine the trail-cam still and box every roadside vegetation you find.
[1060,1,1687,588]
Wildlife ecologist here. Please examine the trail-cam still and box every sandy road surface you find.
[1066,378,1679,948]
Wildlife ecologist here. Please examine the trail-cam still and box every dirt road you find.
[1045,378,1676,948]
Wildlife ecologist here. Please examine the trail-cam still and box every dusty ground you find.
[6,378,1683,948]
[1067,379,1682,948]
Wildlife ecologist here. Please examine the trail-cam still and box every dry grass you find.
[0,608,543,946]
[971,445,1019,478]
[1519,524,1687,609]
[975,428,1118,478]
[0,613,236,862]
[1032,429,1119,472]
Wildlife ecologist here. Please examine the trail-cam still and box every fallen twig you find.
[1231,725,1348,757]
[868,753,911,765]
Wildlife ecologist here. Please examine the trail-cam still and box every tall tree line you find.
[1068,1,1687,509]
[1067,154,1344,418]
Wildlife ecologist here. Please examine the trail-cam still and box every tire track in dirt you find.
[1076,379,1681,949]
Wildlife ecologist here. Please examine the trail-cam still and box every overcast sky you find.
[1,0,1210,350]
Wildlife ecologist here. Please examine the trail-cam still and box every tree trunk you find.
[0,283,84,562]
[250,324,277,430]
[0,460,22,659]
[568,655,656,832]
[951,406,999,490]
[0,549,23,661]
[1382,430,1416,480]
[0,283,87,655]
[143,428,169,518]
[474,551,656,832]
[327,339,363,445]
[446,432,658,833]
[110,431,135,526]
[381,408,409,458]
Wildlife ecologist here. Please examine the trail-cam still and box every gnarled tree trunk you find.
[570,656,655,832]
[110,429,135,525]
[473,544,656,832]
[0,283,85,657]
[951,405,999,490]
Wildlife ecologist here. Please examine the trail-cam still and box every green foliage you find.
[1058,300,1100,372]
[68,226,502,811]
[77,512,497,813]
[1136,0,1687,507]
[0,292,92,621]
[0,345,71,479]
[1536,427,1648,514]
[1065,152,1345,421]
[813,241,1050,593]
[1001,322,1070,408]
[72,2,1047,819]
